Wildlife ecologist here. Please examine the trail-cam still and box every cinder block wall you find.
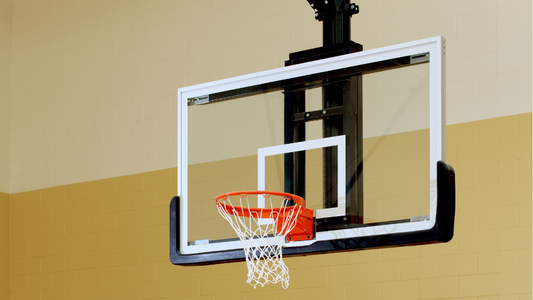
[0,0,11,193]
[0,192,8,300]
[4,0,533,299]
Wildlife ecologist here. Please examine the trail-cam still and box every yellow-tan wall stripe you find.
[6,114,532,299]
[0,192,8,299]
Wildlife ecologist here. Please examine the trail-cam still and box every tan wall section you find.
[8,0,531,193]
[8,0,320,193]
[0,192,9,299]
[0,0,11,193]
[8,114,532,299]
[9,169,176,300]
[352,0,532,124]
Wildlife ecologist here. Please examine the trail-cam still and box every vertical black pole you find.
[285,0,363,226]
[322,0,351,46]
[322,0,363,224]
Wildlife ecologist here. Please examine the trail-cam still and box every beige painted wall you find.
[7,0,531,193]
[7,0,319,192]
[0,0,11,193]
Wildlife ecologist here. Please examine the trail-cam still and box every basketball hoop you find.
[215,191,314,289]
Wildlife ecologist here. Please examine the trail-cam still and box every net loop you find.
[215,191,305,289]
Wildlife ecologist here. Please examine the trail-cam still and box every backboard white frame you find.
[177,36,445,255]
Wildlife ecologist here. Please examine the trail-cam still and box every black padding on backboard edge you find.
[170,160,455,265]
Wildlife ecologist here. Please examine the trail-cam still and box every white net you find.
[215,192,303,289]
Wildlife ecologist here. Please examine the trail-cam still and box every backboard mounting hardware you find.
[187,95,209,106]
[410,52,430,64]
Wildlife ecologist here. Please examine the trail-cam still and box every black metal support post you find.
[321,0,353,46]
[284,0,363,227]
[321,0,363,225]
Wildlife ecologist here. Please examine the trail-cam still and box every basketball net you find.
[215,192,302,289]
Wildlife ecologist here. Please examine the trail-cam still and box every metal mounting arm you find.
[307,0,359,22]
